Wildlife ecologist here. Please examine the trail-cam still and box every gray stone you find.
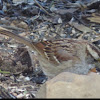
[36,72,100,98]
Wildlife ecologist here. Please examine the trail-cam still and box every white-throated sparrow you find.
[0,27,99,78]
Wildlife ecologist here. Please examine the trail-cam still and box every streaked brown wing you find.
[34,38,86,64]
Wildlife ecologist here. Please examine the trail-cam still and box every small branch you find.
[0,25,25,31]
[78,32,86,40]
[34,0,52,16]
[91,36,100,43]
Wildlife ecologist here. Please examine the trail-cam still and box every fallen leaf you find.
[86,14,100,24]
[69,21,92,33]
[54,8,78,15]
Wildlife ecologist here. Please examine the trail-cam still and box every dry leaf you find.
[53,8,78,15]
[69,21,92,33]
[86,14,100,24]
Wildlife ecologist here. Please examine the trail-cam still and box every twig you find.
[0,25,25,32]
[91,36,100,43]
[34,0,52,16]
[78,32,86,40]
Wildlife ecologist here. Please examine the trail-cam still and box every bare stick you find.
[91,36,100,43]
[34,0,51,16]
